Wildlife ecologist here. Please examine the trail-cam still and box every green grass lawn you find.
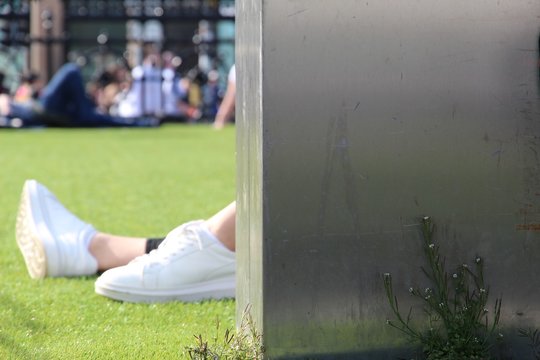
[0,124,237,359]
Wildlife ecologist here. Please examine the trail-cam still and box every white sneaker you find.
[15,179,98,278]
[94,220,235,303]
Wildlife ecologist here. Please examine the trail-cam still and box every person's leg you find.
[88,201,236,270]
[206,201,235,251]
[37,63,157,127]
[15,179,156,278]
[16,179,237,290]
[212,80,235,129]
[89,233,147,272]
[38,63,95,119]
[94,202,237,303]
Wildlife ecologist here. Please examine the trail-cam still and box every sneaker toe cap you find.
[95,265,145,290]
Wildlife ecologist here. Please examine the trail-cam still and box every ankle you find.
[205,222,235,252]
[88,233,107,270]
[89,233,146,271]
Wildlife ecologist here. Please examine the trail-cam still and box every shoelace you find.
[130,222,204,265]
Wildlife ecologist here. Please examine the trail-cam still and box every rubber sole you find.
[15,180,48,279]
[94,277,236,303]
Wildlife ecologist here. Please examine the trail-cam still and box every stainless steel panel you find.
[237,0,540,358]
[236,0,264,331]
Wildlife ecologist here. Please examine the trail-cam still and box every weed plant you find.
[383,217,502,360]
[185,306,264,360]
[518,328,540,360]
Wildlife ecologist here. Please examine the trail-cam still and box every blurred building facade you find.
[0,0,235,92]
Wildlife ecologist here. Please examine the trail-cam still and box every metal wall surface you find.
[236,0,540,358]
[236,0,264,333]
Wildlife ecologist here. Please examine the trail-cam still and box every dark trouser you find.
[10,63,157,127]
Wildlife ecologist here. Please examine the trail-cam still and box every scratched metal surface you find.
[236,0,265,336]
[236,0,540,358]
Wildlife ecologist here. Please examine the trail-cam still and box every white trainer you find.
[15,179,98,278]
[94,220,235,303]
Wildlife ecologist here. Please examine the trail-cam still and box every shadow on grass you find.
[0,292,49,358]
[270,346,413,360]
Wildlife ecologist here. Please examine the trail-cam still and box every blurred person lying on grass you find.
[0,63,159,128]
[16,180,236,303]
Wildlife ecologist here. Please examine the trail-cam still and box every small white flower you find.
[452,273,458,279]
[409,287,414,293]
[475,257,482,263]
[479,288,486,293]
[462,264,468,268]
[429,244,435,249]
[483,308,489,313]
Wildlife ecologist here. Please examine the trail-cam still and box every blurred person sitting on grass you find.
[16,179,236,303]
[0,63,159,128]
